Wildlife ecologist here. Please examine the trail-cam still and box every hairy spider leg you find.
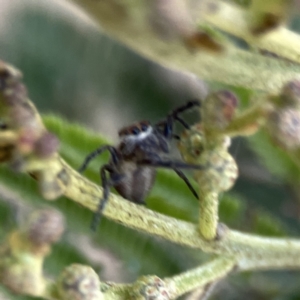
[78,145,122,231]
[164,99,201,138]
[172,100,201,115]
[174,168,198,199]
[78,145,119,173]
[92,159,203,231]
[154,100,200,139]
[174,115,189,129]
[150,100,202,200]
[171,99,201,128]
[136,158,203,200]
[90,164,117,231]
[171,134,181,140]
[137,158,205,170]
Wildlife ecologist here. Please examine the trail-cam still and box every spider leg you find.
[91,164,123,231]
[155,100,200,139]
[172,134,181,140]
[137,158,205,170]
[78,145,119,173]
[174,168,198,199]
[171,100,200,116]
[174,115,189,129]
[165,100,201,136]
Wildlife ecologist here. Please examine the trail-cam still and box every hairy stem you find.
[54,157,300,271]
[101,256,236,299]
[199,191,219,240]
[167,256,236,298]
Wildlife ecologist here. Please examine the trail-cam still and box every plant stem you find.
[57,157,300,272]
[199,191,219,240]
[101,257,236,299]
[167,256,236,298]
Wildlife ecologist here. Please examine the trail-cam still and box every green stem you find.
[100,283,131,300]
[167,256,236,298]
[223,101,270,137]
[101,257,236,299]
[58,158,300,271]
[199,191,219,240]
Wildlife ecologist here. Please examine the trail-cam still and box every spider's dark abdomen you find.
[112,161,156,204]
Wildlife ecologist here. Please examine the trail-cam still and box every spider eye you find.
[141,124,148,131]
[131,127,140,135]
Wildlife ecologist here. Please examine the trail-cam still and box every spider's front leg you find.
[168,100,201,131]
[78,145,119,173]
[156,100,201,139]
[91,164,116,231]
[173,168,198,199]
[78,145,122,231]
[137,158,204,200]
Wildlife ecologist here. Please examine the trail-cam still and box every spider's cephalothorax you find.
[79,100,202,231]
[113,121,167,204]
[118,120,169,159]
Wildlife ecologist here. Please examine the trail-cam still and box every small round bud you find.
[266,108,300,150]
[10,102,37,130]
[280,80,300,108]
[58,264,102,300]
[177,124,204,163]
[34,132,60,158]
[17,128,37,155]
[131,276,175,300]
[4,83,27,107]
[195,149,238,193]
[202,90,238,131]
[0,261,45,295]
[0,61,22,93]
[25,208,65,246]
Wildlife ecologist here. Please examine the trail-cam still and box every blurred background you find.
[1,0,300,299]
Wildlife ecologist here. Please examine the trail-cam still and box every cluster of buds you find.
[0,61,59,168]
[0,208,65,296]
[57,264,102,300]
[266,80,300,150]
[177,81,300,240]
[178,90,239,195]
[177,90,239,240]
[0,61,68,200]
[131,275,175,300]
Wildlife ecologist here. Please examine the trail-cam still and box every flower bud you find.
[266,108,300,150]
[202,90,238,131]
[25,208,65,247]
[58,264,102,300]
[131,276,175,300]
[280,80,300,108]
[194,149,238,193]
[34,132,60,158]
[177,124,204,164]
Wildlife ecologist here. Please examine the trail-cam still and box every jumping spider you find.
[79,100,202,230]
